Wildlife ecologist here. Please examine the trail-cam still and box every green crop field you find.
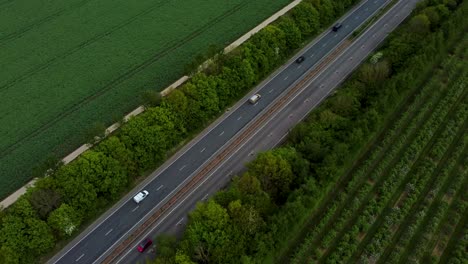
[0,0,291,199]
[287,36,468,264]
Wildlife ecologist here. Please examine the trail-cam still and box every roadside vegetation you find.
[0,0,363,263]
[144,0,466,263]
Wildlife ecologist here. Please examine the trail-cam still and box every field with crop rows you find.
[288,36,468,264]
[0,0,290,198]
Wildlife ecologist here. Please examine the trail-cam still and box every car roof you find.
[140,238,151,246]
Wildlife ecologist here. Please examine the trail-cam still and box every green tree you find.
[68,151,128,200]
[228,200,265,237]
[358,60,391,86]
[181,200,238,263]
[54,165,99,216]
[408,14,431,34]
[247,151,294,202]
[0,214,54,262]
[291,2,321,37]
[48,203,82,238]
[327,91,360,117]
[250,25,287,62]
[175,251,196,264]
[183,73,220,128]
[272,147,310,189]
[276,17,302,50]
[153,234,177,264]
[121,118,162,169]
[28,188,61,220]
[161,89,189,129]
[96,136,137,177]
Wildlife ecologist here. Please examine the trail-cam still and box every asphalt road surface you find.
[48,0,414,263]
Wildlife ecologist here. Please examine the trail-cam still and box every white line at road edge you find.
[115,1,406,262]
[51,1,387,263]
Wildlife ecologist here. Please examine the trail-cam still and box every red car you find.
[137,238,153,252]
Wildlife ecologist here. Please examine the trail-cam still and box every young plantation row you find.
[292,38,466,263]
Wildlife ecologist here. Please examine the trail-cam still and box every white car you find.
[133,190,149,204]
[249,94,261,104]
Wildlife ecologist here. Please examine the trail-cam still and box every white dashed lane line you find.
[105,229,113,236]
[76,254,84,262]
[176,218,184,226]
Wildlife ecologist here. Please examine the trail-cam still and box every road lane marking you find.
[179,165,186,171]
[200,147,206,153]
[268,89,274,94]
[131,206,139,212]
[219,131,225,136]
[237,116,242,120]
[345,24,349,28]
[355,16,360,19]
[76,254,85,262]
[284,76,289,80]
[105,229,113,236]
[157,185,164,191]
[322,43,327,47]
[297,64,302,69]
[202,194,209,201]
[176,218,184,226]
[310,54,315,58]
[334,34,338,38]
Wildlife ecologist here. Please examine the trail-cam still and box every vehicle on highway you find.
[249,94,262,104]
[137,238,153,252]
[133,190,149,204]
[332,23,343,31]
[295,56,305,63]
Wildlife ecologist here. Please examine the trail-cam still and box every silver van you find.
[249,94,261,104]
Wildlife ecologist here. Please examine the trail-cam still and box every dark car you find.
[332,23,343,32]
[137,238,153,252]
[296,56,305,63]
